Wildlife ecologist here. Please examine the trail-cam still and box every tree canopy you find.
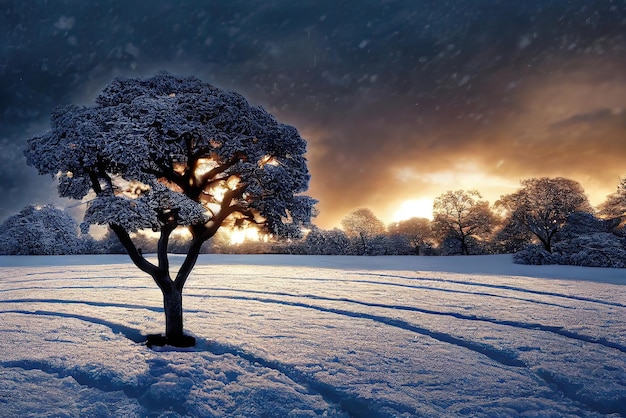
[388,217,433,255]
[25,72,316,240]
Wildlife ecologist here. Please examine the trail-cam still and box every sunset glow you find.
[227,225,265,245]
[2,2,625,236]
[392,199,434,222]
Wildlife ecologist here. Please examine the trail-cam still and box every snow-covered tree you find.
[388,217,433,255]
[0,205,89,255]
[498,177,592,253]
[432,190,496,255]
[515,211,626,268]
[303,227,352,255]
[598,177,626,232]
[24,72,316,346]
[558,211,618,240]
[340,208,385,255]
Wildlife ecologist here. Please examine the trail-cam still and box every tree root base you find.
[146,333,196,348]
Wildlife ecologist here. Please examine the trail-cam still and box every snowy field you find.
[0,254,625,417]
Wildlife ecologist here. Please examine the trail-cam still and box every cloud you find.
[2,1,626,229]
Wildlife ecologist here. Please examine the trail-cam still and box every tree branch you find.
[146,167,186,190]
[174,237,204,291]
[157,222,176,277]
[109,224,160,277]
[197,153,245,186]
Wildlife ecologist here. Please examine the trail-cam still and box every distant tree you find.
[24,72,316,346]
[492,219,532,254]
[598,177,626,232]
[558,212,618,240]
[432,190,496,255]
[497,177,592,253]
[0,205,89,255]
[97,229,127,254]
[341,208,385,255]
[388,217,433,255]
[370,234,412,255]
[303,227,352,255]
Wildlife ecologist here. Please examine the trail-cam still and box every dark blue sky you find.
[2,0,625,227]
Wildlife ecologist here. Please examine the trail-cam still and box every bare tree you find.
[24,73,316,346]
[433,190,496,255]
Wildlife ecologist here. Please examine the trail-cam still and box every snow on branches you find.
[24,72,316,239]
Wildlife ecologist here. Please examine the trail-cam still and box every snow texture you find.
[0,254,624,417]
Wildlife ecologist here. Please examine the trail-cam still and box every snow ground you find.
[0,254,624,417]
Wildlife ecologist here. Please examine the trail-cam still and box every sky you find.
[1,0,626,229]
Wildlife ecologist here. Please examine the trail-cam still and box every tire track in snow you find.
[0,309,146,343]
[203,294,526,368]
[191,289,626,354]
[0,299,526,366]
[0,284,154,294]
[202,340,409,418]
[0,275,131,285]
[200,295,625,417]
[229,277,573,309]
[0,311,377,417]
[0,298,157,311]
[355,273,626,308]
[5,292,625,354]
[1,304,617,416]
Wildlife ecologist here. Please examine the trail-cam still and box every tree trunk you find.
[537,235,552,253]
[148,283,195,348]
[164,286,184,340]
[360,233,367,255]
[461,236,469,255]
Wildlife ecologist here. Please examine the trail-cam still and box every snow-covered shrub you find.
[438,234,490,256]
[367,234,412,255]
[551,233,626,268]
[513,244,555,265]
[381,234,413,255]
[302,227,352,255]
[515,234,626,268]
[558,212,615,241]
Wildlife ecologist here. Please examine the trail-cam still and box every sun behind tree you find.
[24,72,316,347]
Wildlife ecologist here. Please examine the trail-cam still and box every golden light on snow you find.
[392,198,434,222]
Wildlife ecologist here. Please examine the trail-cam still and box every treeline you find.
[1,177,625,268]
[301,177,626,268]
